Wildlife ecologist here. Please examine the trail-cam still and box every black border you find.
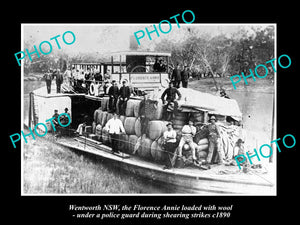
[5,4,298,225]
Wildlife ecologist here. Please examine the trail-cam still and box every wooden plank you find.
[74,137,130,159]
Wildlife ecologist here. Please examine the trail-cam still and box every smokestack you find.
[129,35,138,50]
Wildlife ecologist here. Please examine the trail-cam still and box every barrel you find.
[147,101,164,121]
[150,137,166,162]
[128,135,139,153]
[101,111,108,127]
[124,117,137,135]
[137,136,153,160]
[117,134,129,153]
[134,117,142,137]
[101,97,109,111]
[147,120,168,140]
[126,99,140,117]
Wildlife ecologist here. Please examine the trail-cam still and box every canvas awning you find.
[159,88,242,120]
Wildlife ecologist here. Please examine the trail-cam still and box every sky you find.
[22,24,272,56]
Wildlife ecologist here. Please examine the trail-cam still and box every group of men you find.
[43,68,64,94]
[170,64,191,88]
[161,115,224,169]
[106,80,131,115]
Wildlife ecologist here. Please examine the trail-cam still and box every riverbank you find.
[23,132,168,194]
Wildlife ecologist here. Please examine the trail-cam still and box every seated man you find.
[161,81,181,121]
[177,120,197,166]
[75,115,89,135]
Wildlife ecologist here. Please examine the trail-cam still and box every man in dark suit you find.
[181,66,189,88]
[43,69,53,94]
[55,69,64,93]
[171,64,181,88]
[118,80,131,115]
[108,80,119,113]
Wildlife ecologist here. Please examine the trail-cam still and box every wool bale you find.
[101,111,108,126]
[150,137,166,162]
[147,120,168,140]
[133,100,141,117]
[197,144,209,151]
[134,117,142,137]
[101,97,109,111]
[128,135,139,153]
[198,138,209,145]
[124,117,137,135]
[96,110,104,125]
[138,136,153,160]
[125,99,139,117]
[197,150,208,159]
[93,108,102,124]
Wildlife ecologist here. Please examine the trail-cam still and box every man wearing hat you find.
[108,80,119,113]
[118,80,131,115]
[206,115,225,164]
[43,69,53,94]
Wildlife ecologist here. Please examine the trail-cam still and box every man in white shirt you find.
[105,113,125,153]
[177,120,197,161]
[163,122,177,169]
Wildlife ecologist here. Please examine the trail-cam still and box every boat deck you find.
[56,136,276,195]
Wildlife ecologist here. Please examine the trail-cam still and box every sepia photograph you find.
[21,23,276,195]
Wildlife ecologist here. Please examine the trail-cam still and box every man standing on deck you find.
[171,64,181,88]
[43,69,53,94]
[181,66,189,88]
[118,80,131,115]
[108,80,119,113]
[55,69,64,93]
[206,115,225,164]
[105,113,125,154]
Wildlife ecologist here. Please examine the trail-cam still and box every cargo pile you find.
[89,97,241,164]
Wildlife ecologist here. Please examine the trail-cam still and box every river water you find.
[23,79,275,193]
